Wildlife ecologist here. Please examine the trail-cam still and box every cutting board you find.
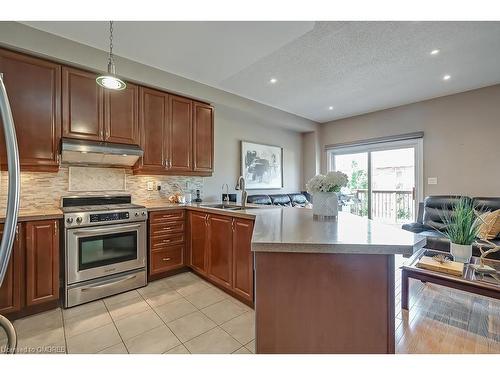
[416,256,464,277]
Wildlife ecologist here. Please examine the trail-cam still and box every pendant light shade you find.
[96,21,126,91]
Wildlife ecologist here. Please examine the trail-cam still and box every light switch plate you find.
[147,181,154,191]
[427,177,438,185]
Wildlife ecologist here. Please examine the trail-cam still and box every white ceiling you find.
[23,21,500,123]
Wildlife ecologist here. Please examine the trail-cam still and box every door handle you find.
[81,274,137,291]
[0,73,20,287]
[72,223,142,236]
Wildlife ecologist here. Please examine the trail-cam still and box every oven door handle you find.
[71,223,143,236]
[81,274,137,292]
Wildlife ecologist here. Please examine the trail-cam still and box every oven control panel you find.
[64,208,147,228]
[90,212,130,222]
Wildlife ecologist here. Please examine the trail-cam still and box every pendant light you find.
[96,21,127,90]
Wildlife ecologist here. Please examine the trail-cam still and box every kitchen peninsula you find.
[250,208,426,354]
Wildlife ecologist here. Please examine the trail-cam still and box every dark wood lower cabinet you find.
[25,220,60,307]
[207,215,233,289]
[0,219,60,319]
[148,210,187,280]
[0,224,23,316]
[187,211,254,305]
[232,218,254,302]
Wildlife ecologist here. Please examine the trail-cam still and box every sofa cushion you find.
[288,193,308,207]
[422,195,468,231]
[270,194,292,206]
[247,195,272,205]
[473,197,500,212]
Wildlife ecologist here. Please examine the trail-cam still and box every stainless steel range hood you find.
[61,138,143,167]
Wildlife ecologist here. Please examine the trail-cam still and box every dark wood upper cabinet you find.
[25,220,59,307]
[62,66,104,141]
[193,101,214,173]
[188,211,208,273]
[232,218,254,302]
[0,49,61,172]
[168,95,192,172]
[207,215,233,289]
[0,224,22,316]
[136,87,167,173]
[104,82,139,145]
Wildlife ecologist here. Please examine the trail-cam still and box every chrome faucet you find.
[221,183,230,205]
[235,176,248,207]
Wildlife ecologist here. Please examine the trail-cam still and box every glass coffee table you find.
[400,248,500,310]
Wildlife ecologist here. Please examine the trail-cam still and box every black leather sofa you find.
[402,196,500,260]
[247,192,311,207]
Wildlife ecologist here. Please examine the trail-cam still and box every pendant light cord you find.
[108,21,114,64]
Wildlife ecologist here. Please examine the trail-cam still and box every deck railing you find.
[349,189,414,223]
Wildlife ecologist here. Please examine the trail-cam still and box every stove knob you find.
[66,217,74,224]
[76,216,83,224]
[134,212,139,217]
[141,211,147,216]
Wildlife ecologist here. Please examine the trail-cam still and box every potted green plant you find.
[439,198,481,263]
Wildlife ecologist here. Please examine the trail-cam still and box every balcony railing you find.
[347,189,414,224]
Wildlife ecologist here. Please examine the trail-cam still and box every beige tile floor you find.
[1,272,255,354]
[1,263,499,354]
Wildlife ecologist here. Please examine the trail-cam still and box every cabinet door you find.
[188,212,208,274]
[232,218,254,302]
[25,220,59,307]
[0,49,61,171]
[168,95,192,172]
[62,66,104,141]
[0,224,23,315]
[137,87,167,172]
[104,82,139,145]
[192,102,214,173]
[207,215,233,289]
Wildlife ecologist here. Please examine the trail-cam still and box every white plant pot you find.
[312,192,338,220]
[450,242,472,263]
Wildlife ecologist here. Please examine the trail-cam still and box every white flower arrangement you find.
[306,171,348,194]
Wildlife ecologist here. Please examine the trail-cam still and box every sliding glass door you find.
[329,138,422,226]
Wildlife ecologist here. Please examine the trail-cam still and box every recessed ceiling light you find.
[328,106,334,110]
[269,78,277,84]
[430,49,440,55]
[443,74,451,81]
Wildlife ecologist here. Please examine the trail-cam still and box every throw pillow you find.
[477,209,500,240]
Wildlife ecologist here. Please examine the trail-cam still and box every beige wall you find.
[319,85,500,198]
[301,131,321,189]
[0,22,316,203]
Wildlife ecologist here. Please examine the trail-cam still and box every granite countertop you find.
[250,208,426,256]
[0,206,63,223]
[138,200,425,256]
[0,200,426,257]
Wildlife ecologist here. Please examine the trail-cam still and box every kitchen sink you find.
[200,204,247,211]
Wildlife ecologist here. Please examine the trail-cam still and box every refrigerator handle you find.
[0,73,20,285]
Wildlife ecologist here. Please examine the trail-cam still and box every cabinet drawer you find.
[151,233,185,248]
[150,210,185,223]
[150,221,185,235]
[150,246,184,274]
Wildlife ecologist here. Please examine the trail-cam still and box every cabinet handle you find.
[162,239,171,243]
[15,225,19,238]
[164,227,172,230]
[54,221,58,236]
[162,257,171,262]
[231,219,235,232]
[164,158,168,167]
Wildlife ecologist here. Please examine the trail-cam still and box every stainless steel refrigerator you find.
[0,72,21,354]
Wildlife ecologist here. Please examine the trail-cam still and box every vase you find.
[450,242,472,263]
[312,192,338,220]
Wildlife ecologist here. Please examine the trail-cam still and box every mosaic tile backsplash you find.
[0,167,203,210]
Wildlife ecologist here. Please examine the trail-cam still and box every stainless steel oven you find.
[66,221,146,284]
[62,195,148,307]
